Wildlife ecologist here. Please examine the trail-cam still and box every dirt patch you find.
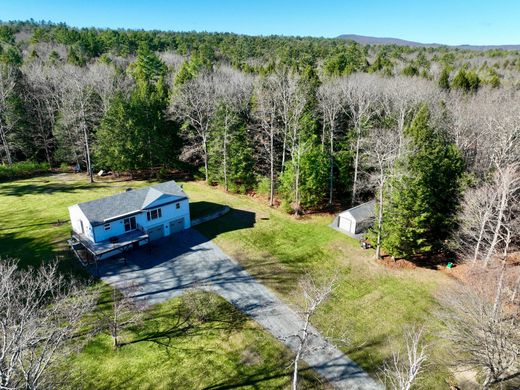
[378,257,417,269]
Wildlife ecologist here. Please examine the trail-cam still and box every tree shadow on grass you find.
[194,207,256,240]
[203,361,322,390]
[190,201,228,221]
[121,292,248,349]
[0,182,111,197]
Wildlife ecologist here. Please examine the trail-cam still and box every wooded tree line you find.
[0,22,519,261]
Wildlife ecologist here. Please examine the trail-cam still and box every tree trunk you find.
[294,149,301,216]
[202,135,209,183]
[281,129,287,174]
[223,126,228,192]
[328,125,334,206]
[351,126,361,207]
[269,127,275,207]
[83,125,93,184]
[375,176,384,260]
[292,311,310,390]
[0,125,12,165]
[484,186,508,266]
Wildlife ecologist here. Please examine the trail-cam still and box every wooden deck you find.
[68,230,149,266]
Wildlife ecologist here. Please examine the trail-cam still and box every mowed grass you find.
[0,174,323,389]
[184,181,454,388]
[0,174,453,387]
[65,289,322,389]
[0,174,151,271]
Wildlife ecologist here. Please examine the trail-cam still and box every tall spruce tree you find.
[95,45,177,171]
[382,105,464,258]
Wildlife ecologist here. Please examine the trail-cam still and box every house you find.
[332,200,376,236]
[68,180,190,264]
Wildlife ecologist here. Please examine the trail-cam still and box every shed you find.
[333,200,376,235]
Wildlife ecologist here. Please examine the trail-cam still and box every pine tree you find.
[438,67,450,90]
[382,105,464,258]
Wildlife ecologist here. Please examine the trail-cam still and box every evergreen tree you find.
[208,106,255,192]
[438,67,451,90]
[279,140,329,211]
[382,105,464,258]
[95,47,177,171]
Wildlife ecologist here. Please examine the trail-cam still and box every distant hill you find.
[337,34,520,51]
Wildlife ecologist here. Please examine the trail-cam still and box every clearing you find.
[0,173,456,388]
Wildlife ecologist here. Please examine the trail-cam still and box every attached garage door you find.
[169,218,184,234]
[339,216,353,233]
[147,225,164,241]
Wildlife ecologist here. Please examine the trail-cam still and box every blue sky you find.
[2,0,519,45]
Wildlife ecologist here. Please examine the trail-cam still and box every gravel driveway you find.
[93,229,381,390]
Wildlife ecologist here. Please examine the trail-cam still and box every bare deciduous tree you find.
[291,275,336,390]
[340,74,380,206]
[253,74,281,206]
[381,326,428,390]
[317,80,345,206]
[364,127,400,259]
[173,70,218,183]
[0,259,97,390]
[98,284,146,349]
[456,163,519,267]
[438,275,520,389]
[213,66,253,191]
[56,65,103,182]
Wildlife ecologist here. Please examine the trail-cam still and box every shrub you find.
[0,161,50,181]
[255,176,271,196]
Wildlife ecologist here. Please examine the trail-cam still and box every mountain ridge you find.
[337,34,520,51]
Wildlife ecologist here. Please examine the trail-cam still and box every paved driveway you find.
[93,229,381,390]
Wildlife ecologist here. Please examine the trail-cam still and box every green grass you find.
[64,290,322,390]
[0,161,50,181]
[0,174,454,388]
[182,181,454,388]
[0,174,151,271]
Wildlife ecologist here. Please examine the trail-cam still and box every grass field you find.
[64,289,322,389]
[0,173,455,388]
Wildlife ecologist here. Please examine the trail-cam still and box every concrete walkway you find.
[93,229,381,390]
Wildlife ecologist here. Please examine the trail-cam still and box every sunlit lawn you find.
[0,173,454,387]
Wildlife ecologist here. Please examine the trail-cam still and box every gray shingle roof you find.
[338,200,376,222]
[76,181,188,226]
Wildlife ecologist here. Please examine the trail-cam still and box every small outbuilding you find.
[332,200,376,236]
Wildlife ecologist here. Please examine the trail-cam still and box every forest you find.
[0,20,519,261]
[0,20,519,389]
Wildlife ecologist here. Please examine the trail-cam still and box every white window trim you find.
[123,216,136,232]
[147,208,162,221]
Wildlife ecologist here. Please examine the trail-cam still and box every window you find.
[176,203,180,209]
[104,223,111,231]
[124,216,136,232]
[146,208,162,221]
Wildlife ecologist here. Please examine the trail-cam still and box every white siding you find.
[91,199,191,243]
[68,205,94,241]
[339,215,356,234]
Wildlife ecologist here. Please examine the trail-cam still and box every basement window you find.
[104,223,111,231]
[147,208,162,221]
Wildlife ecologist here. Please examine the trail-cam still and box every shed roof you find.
[338,200,376,222]
[75,181,188,226]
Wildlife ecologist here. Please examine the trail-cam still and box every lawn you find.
[64,289,322,389]
[0,173,454,388]
[0,174,324,389]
